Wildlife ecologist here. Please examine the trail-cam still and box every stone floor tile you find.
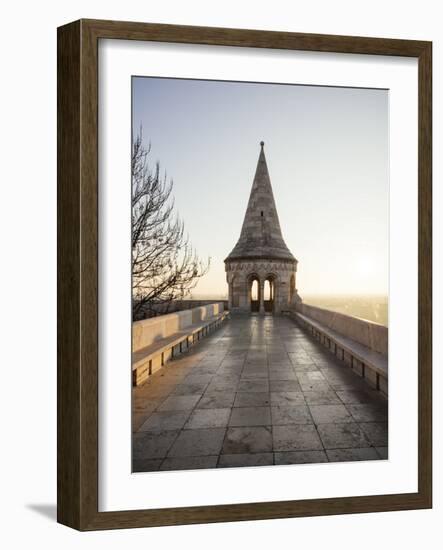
[270,391,305,406]
[326,447,379,462]
[221,359,245,367]
[133,430,179,459]
[136,387,174,401]
[274,450,328,465]
[222,427,273,454]
[336,390,375,404]
[313,359,339,368]
[269,370,298,381]
[303,391,341,405]
[292,365,319,373]
[157,394,202,411]
[233,392,271,407]
[322,372,363,388]
[365,390,389,404]
[217,366,243,376]
[168,428,226,457]
[317,423,370,449]
[238,380,270,393]
[183,374,214,385]
[132,458,163,472]
[132,395,161,415]
[218,453,273,468]
[241,370,269,379]
[229,406,271,426]
[298,380,331,392]
[268,356,291,364]
[329,382,369,392]
[199,359,224,367]
[206,378,239,392]
[138,410,191,432]
[359,422,389,446]
[197,392,236,409]
[133,413,153,433]
[212,373,241,382]
[191,366,220,376]
[184,408,231,429]
[268,361,292,369]
[346,404,388,422]
[375,446,389,459]
[309,352,331,360]
[271,405,312,425]
[270,380,301,392]
[309,404,354,424]
[173,383,209,395]
[160,455,218,471]
[288,351,310,358]
[290,358,313,366]
[273,424,323,451]
[244,361,267,368]
[300,371,327,381]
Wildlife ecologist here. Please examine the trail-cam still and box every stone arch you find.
[264,273,277,313]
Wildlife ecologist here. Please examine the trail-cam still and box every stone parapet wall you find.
[133,302,224,352]
[176,299,228,309]
[137,299,228,317]
[295,302,388,357]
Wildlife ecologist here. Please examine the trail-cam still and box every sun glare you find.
[355,256,376,278]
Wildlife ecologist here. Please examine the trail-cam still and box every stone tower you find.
[225,142,301,314]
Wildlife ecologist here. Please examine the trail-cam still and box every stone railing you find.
[132,302,228,385]
[135,299,229,318]
[288,302,388,395]
[294,302,388,356]
[133,302,225,352]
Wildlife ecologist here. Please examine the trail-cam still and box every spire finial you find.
[260,140,265,149]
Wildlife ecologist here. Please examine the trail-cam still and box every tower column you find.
[259,279,265,314]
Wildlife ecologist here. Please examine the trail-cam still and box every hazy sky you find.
[133,77,389,298]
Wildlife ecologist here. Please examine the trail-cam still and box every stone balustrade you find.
[294,302,388,356]
[133,302,225,353]
[132,302,227,386]
[289,302,388,395]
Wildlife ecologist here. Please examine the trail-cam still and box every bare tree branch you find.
[132,128,210,320]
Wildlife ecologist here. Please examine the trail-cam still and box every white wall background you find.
[0,0,441,547]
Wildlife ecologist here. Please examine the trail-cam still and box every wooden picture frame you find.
[57,19,432,530]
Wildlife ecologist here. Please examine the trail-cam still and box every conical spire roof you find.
[226,142,296,262]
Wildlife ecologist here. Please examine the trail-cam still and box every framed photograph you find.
[57,19,432,530]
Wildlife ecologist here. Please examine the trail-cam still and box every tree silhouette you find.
[132,129,209,320]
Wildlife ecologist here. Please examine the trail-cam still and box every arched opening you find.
[249,276,260,312]
[264,280,271,301]
[264,276,275,313]
[251,280,259,300]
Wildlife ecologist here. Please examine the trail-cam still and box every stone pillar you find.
[259,279,265,314]
[271,280,277,313]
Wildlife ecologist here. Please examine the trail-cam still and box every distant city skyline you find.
[133,77,389,297]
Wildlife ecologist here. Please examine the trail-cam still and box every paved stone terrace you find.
[133,315,388,472]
